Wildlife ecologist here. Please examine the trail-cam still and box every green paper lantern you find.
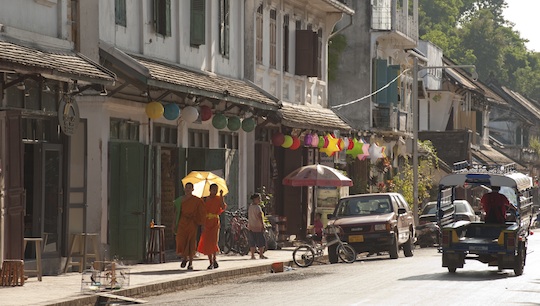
[318,136,325,148]
[212,113,228,129]
[282,135,293,148]
[241,117,256,132]
[227,116,241,131]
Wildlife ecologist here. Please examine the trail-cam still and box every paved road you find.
[145,230,540,306]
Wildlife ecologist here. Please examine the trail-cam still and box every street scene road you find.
[145,230,540,306]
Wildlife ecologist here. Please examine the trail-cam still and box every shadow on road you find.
[399,269,517,281]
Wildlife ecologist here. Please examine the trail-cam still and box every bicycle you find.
[292,224,356,267]
[222,209,250,255]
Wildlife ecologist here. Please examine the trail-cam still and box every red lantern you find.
[290,136,301,150]
[200,105,213,121]
[337,138,343,151]
[348,138,355,150]
[272,133,285,146]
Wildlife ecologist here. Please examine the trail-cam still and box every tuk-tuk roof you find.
[439,172,533,192]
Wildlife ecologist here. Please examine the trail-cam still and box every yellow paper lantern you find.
[146,101,164,119]
[282,135,293,148]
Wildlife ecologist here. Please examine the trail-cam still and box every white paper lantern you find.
[181,106,199,123]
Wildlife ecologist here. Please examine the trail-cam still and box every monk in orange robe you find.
[198,184,227,269]
[175,182,206,270]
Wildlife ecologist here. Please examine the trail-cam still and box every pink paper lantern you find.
[311,133,319,147]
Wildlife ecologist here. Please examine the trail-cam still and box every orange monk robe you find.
[197,196,225,255]
[175,195,206,258]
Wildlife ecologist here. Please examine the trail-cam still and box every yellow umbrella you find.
[181,171,229,198]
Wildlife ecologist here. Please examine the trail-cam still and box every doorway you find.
[24,143,64,272]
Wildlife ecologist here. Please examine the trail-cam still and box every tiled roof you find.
[132,55,279,109]
[472,146,525,170]
[501,86,540,121]
[0,37,115,84]
[280,102,352,131]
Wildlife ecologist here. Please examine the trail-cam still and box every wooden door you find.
[1,111,25,260]
[109,142,146,261]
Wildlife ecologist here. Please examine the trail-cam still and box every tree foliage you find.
[419,0,540,101]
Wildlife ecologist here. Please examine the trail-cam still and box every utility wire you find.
[331,69,409,110]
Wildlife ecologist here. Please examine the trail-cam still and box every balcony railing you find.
[372,0,418,43]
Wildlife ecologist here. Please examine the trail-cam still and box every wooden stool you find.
[1,260,24,286]
[146,225,166,263]
[23,238,43,281]
[65,233,100,273]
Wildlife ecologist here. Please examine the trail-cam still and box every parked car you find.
[326,193,415,261]
[416,200,479,248]
[420,200,480,224]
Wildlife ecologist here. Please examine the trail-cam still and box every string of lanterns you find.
[145,101,257,133]
[271,132,386,161]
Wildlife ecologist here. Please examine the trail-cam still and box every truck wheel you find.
[389,232,399,259]
[514,244,526,276]
[403,230,414,257]
[328,244,338,264]
[448,266,457,273]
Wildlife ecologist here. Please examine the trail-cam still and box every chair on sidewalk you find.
[23,237,43,281]
[146,225,166,263]
[65,233,100,273]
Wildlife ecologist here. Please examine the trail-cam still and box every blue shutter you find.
[190,0,206,46]
[374,59,388,104]
[387,65,400,105]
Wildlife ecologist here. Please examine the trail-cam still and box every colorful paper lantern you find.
[303,134,312,146]
[337,138,344,151]
[145,101,164,119]
[282,135,293,148]
[212,113,228,129]
[241,117,256,132]
[290,136,301,150]
[320,134,340,156]
[357,143,370,160]
[200,105,213,121]
[272,133,285,146]
[181,106,199,123]
[163,103,180,120]
[342,137,349,151]
[318,136,325,148]
[347,138,355,150]
[227,116,241,131]
[347,138,362,156]
[369,142,385,163]
[311,133,319,147]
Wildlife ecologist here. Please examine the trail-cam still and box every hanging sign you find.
[58,94,80,136]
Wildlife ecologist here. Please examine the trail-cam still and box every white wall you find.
[99,0,243,79]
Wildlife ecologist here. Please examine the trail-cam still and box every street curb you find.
[45,260,295,306]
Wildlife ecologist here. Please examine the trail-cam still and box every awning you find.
[0,36,115,85]
[99,41,279,111]
[472,146,526,171]
[280,102,352,132]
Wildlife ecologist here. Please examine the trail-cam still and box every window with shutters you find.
[154,0,171,37]
[153,124,178,146]
[219,0,229,57]
[269,9,277,68]
[255,4,263,64]
[373,59,388,104]
[219,132,238,149]
[115,0,126,27]
[283,14,289,72]
[188,129,209,148]
[190,0,206,46]
[295,30,318,77]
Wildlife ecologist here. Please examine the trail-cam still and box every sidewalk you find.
[0,248,298,306]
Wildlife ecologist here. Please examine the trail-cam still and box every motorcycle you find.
[415,222,440,248]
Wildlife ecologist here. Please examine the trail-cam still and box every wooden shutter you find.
[190,0,206,46]
[153,0,171,36]
[295,30,318,77]
[387,65,400,105]
[373,59,388,104]
[115,0,126,26]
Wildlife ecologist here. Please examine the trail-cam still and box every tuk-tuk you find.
[436,161,535,275]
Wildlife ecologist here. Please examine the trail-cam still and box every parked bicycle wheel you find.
[337,244,357,264]
[222,228,232,254]
[292,245,315,267]
[238,228,250,256]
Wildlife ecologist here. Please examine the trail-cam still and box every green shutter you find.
[387,65,400,105]
[153,0,171,37]
[374,59,388,104]
[115,0,126,26]
[191,0,206,46]
[165,0,171,36]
